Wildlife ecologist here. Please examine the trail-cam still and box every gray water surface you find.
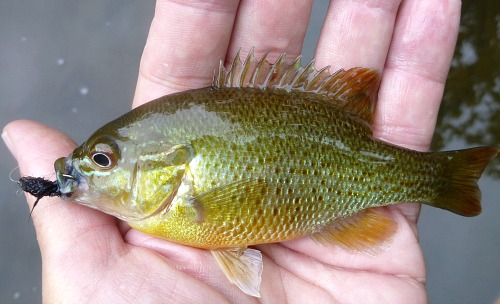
[1,1,499,303]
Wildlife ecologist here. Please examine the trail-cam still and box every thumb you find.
[2,119,77,222]
[3,120,76,179]
[2,120,119,259]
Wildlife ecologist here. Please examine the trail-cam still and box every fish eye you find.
[89,139,119,170]
[92,152,113,168]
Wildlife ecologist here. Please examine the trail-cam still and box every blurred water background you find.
[1,1,499,303]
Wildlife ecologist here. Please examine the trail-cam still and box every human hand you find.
[3,0,460,302]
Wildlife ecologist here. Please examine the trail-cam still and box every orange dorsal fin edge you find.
[213,49,381,124]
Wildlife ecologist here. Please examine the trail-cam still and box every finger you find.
[133,0,240,107]
[315,0,402,71]
[4,121,231,302]
[260,242,426,303]
[373,0,461,151]
[226,0,314,62]
[2,120,119,258]
[280,210,425,279]
[124,229,256,303]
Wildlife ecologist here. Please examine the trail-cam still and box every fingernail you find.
[2,129,17,160]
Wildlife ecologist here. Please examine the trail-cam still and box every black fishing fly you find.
[17,176,61,215]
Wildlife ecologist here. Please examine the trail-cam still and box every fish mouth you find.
[54,157,85,200]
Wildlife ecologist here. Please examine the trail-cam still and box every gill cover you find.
[55,126,194,221]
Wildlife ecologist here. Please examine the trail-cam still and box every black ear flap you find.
[165,144,194,166]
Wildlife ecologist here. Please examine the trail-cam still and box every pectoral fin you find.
[210,248,263,297]
[310,208,397,253]
[190,178,268,223]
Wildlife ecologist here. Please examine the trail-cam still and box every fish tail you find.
[427,146,499,216]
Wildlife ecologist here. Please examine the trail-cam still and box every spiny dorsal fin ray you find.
[213,49,381,124]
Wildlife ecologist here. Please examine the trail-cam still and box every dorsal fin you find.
[213,49,381,124]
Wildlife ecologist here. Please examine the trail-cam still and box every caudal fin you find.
[428,146,499,216]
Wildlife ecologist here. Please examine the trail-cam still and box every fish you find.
[51,51,498,297]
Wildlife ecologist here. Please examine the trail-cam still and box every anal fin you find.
[210,248,263,297]
[310,209,397,252]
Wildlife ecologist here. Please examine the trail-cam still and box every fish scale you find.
[114,87,454,248]
[50,52,498,296]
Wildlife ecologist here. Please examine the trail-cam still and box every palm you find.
[5,0,460,302]
[256,207,424,302]
[18,156,424,303]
